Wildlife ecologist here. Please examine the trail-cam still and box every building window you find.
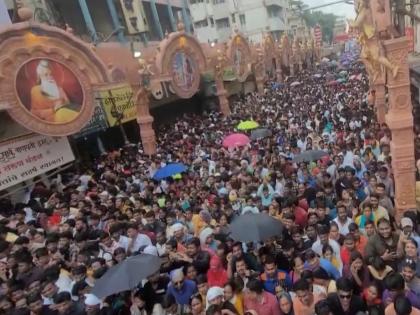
[216,17,230,29]
[267,6,280,18]
[190,0,204,4]
[213,0,225,4]
[210,17,214,27]
[194,19,209,28]
[231,14,236,23]
[239,14,246,26]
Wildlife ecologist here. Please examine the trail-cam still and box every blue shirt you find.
[261,270,292,294]
[354,188,367,203]
[305,258,340,280]
[166,279,197,305]
[319,258,340,279]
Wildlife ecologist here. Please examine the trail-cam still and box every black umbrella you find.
[292,150,328,163]
[92,254,161,298]
[250,128,272,140]
[228,213,283,242]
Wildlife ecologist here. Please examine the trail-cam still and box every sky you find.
[302,0,356,18]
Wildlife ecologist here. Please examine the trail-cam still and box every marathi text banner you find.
[99,85,136,127]
[0,135,75,190]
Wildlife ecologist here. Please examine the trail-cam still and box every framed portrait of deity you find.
[171,51,198,95]
[228,34,252,82]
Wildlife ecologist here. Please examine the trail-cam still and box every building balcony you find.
[190,3,209,22]
[264,0,288,8]
[153,0,184,7]
[268,17,286,31]
[212,2,231,19]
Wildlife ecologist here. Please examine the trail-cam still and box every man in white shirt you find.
[274,174,285,198]
[333,204,354,235]
[311,225,342,273]
[79,173,92,190]
[297,135,307,152]
[109,223,130,252]
[126,222,152,254]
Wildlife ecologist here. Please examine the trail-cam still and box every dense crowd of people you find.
[0,61,420,315]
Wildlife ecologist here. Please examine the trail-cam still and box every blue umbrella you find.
[153,163,188,180]
[271,82,284,89]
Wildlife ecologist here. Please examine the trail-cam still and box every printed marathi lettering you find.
[0,148,15,163]
[14,142,36,153]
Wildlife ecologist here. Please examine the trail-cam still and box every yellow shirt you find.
[232,293,244,315]
[192,214,206,236]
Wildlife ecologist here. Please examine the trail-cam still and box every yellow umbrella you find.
[237,120,259,130]
[172,173,182,180]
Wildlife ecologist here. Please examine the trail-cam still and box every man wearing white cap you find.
[172,222,192,244]
[401,217,420,248]
[84,293,112,315]
[206,286,239,314]
[84,294,101,315]
[167,268,197,305]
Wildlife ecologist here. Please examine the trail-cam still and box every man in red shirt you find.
[292,278,325,315]
[348,223,368,256]
[244,279,280,315]
[340,234,356,267]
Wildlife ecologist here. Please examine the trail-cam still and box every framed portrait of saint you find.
[16,58,84,124]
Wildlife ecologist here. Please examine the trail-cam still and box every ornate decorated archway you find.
[0,22,111,136]
[155,26,207,99]
[227,31,252,83]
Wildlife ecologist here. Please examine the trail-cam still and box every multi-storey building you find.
[4,0,193,44]
[288,9,308,39]
[189,0,290,43]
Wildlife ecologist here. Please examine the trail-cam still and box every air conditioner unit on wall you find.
[120,0,149,34]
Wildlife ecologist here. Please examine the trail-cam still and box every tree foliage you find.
[290,0,339,43]
[303,11,338,43]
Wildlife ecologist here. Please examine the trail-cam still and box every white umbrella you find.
[290,81,301,87]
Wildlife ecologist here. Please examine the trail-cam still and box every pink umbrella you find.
[327,80,338,86]
[223,133,250,148]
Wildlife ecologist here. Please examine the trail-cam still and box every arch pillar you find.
[213,47,230,116]
[254,47,265,94]
[136,88,156,156]
[275,36,283,83]
[383,37,416,219]
[373,79,386,124]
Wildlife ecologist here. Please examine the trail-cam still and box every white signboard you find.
[0,134,75,190]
